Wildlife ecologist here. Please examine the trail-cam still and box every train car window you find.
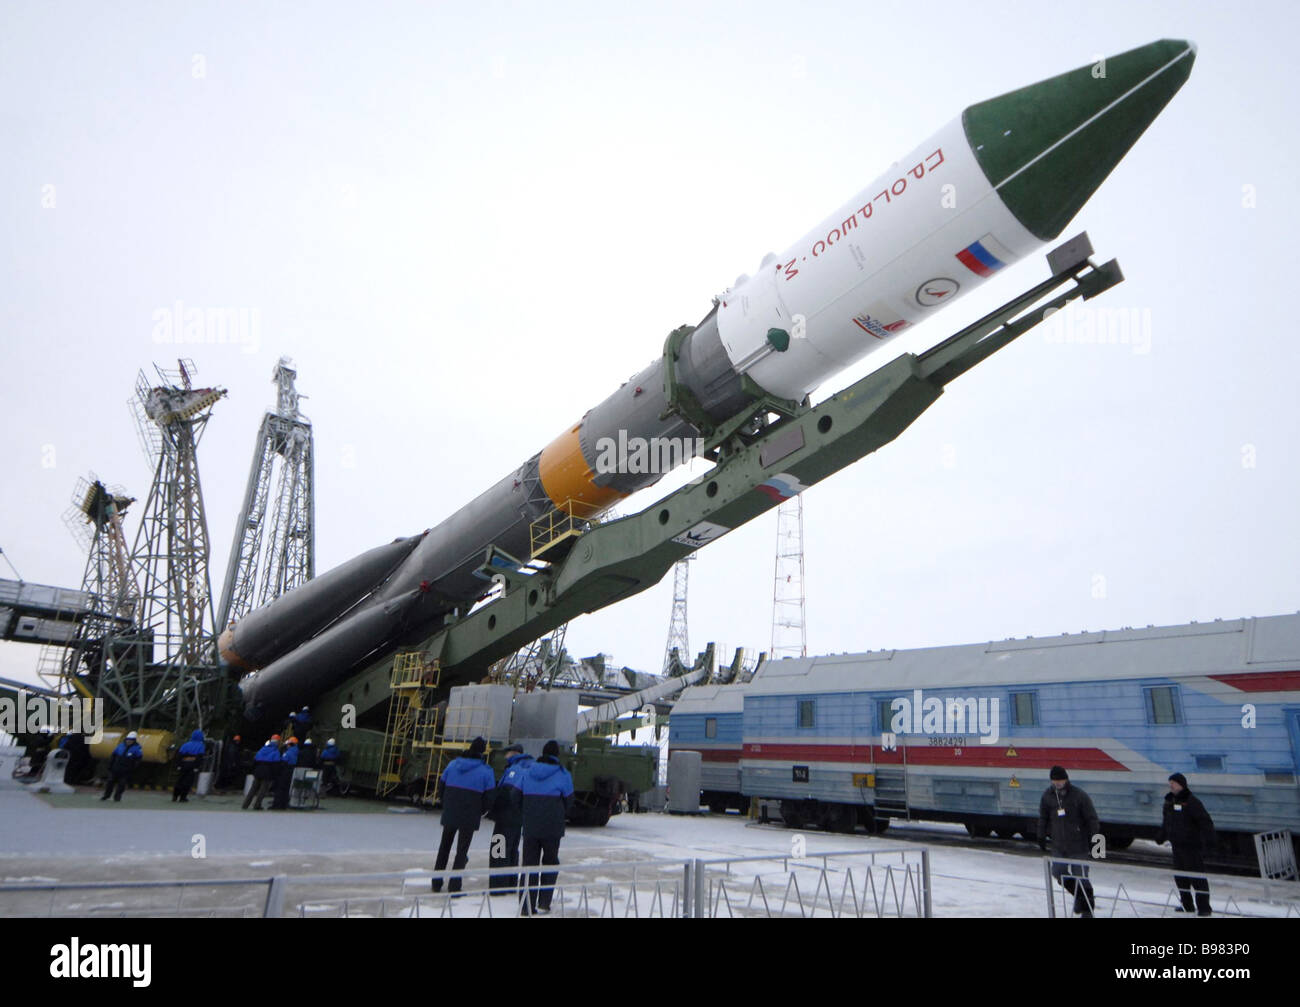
[705,717,717,739]
[1194,754,1223,772]
[1010,691,1037,727]
[798,700,816,729]
[877,699,895,733]
[1143,685,1182,725]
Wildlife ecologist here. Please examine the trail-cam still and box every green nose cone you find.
[963,39,1196,241]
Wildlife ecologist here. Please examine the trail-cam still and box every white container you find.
[666,751,703,814]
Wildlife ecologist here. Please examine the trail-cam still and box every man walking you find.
[1038,765,1100,917]
[100,731,143,802]
[1156,772,1215,916]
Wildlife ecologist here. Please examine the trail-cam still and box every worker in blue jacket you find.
[288,706,312,738]
[520,740,575,914]
[100,731,143,802]
[243,736,281,810]
[487,744,534,893]
[432,737,496,894]
[272,737,299,810]
[320,738,343,796]
[172,729,207,803]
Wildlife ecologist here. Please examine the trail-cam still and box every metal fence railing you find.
[0,848,933,919]
[693,848,932,918]
[1042,856,1300,919]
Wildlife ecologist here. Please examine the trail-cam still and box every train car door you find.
[1287,708,1300,774]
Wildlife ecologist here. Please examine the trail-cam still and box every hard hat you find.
[327,738,336,745]
[288,737,298,745]
[271,734,281,741]
[233,734,241,742]
[126,731,138,740]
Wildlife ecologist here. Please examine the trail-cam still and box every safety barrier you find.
[1042,856,1300,919]
[0,848,933,918]
[1253,829,1297,881]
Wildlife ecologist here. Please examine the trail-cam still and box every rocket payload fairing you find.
[225,40,1196,718]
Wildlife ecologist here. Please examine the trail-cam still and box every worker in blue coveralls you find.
[432,736,496,895]
[521,740,575,915]
[100,731,143,802]
[487,743,534,893]
[272,736,299,809]
[172,729,206,802]
[243,736,281,810]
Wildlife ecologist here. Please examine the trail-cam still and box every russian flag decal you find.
[955,234,1013,278]
[757,473,807,501]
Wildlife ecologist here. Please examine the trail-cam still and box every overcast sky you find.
[2,1,1296,690]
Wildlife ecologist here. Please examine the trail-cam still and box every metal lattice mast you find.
[216,357,315,631]
[662,555,692,675]
[106,360,225,730]
[771,495,807,659]
[35,476,139,696]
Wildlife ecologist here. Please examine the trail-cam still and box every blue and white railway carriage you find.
[668,684,747,813]
[739,615,1300,854]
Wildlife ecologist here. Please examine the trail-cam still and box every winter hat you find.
[1049,765,1069,781]
[1168,772,1188,788]
[468,736,487,758]
[542,740,560,758]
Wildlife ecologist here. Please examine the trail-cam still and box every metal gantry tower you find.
[216,356,315,631]
[770,495,807,659]
[662,554,693,675]
[35,475,138,697]
[102,360,226,730]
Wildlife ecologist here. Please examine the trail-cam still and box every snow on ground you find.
[0,789,1285,918]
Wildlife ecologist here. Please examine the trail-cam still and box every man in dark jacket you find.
[172,729,206,802]
[1155,772,1215,916]
[218,734,243,791]
[298,738,318,769]
[1038,765,1101,917]
[521,740,575,915]
[100,731,143,802]
[488,744,534,893]
[59,731,92,784]
[433,737,496,894]
[243,737,281,810]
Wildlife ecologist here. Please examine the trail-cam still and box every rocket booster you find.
[228,40,1195,717]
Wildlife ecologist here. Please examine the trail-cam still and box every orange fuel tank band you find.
[218,627,253,671]
[538,423,626,512]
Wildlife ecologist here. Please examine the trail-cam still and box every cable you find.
[0,546,24,582]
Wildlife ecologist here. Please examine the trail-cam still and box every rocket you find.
[225,39,1196,719]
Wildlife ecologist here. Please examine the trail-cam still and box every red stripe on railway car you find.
[672,748,743,763]
[741,743,1127,771]
[1208,669,1300,692]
